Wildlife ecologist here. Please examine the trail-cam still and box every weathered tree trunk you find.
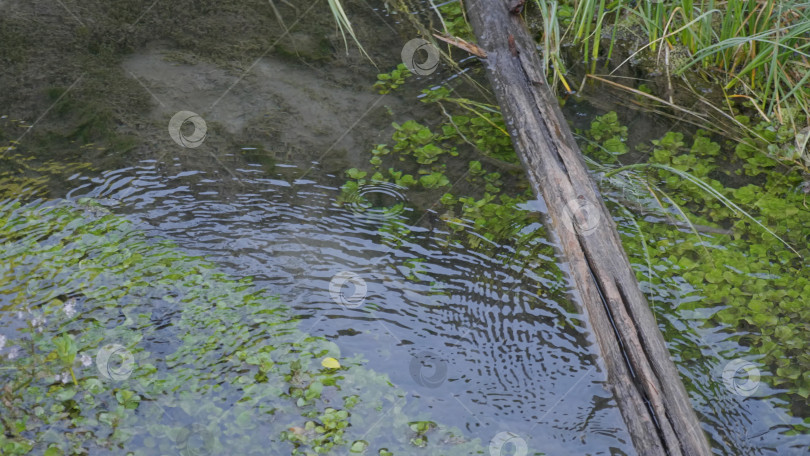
[462,1,713,455]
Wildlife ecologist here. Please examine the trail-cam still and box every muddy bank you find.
[0,0,415,187]
[120,47,401,172]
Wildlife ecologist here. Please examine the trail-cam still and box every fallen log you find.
[462,1,713,455]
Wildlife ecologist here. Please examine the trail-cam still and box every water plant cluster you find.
[343,76,570,304]
[356,64,810,436]
[584,113,810,424]
[379,4,810,425]
[0,194,486,455]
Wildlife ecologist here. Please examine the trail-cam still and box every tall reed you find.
[534,0,809,122]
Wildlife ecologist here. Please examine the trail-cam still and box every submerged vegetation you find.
[0,196,489,455]
[1,0,808,452]
[344,80,546,249]
[360,32,810,441]
[580,113,810,421]
[378,7,810,431]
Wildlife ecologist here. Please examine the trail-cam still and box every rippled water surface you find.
[64,155,633,454]
[2,0,809,454]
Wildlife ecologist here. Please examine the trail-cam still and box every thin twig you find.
[432,32,487,58]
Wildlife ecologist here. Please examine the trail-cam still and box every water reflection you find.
[68,157,635,454]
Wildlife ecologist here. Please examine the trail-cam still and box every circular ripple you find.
[343,182,409,221]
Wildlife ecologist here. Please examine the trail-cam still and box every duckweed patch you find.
[0,199,487,455]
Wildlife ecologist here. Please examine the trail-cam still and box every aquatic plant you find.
[374,64,413,94]
[338,78,569,311]
[532,0,574,91]
[580,112,810,427]
[0,199,486,455]
[563,0,807,124]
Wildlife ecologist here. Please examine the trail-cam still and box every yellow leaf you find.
[321,357,341,369]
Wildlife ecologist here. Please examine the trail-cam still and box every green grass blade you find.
[606,163,802,258]
[327,0,375,64]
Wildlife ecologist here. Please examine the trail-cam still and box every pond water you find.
[69,148,632,455]
[1,0,809,455]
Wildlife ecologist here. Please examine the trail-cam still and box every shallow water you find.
[63,154,634,455]
[2,0,809,454]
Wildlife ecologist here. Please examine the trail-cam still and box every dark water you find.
[65,156,634,455]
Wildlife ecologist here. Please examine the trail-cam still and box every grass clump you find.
[520,0,810,163]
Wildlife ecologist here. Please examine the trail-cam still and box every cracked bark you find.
[462,1,713,454]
